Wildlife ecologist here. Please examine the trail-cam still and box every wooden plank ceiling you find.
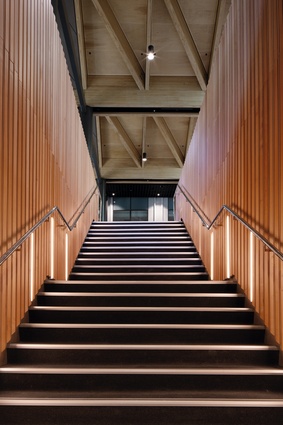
[74,0,231,181]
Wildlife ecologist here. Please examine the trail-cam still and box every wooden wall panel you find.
[176,0,283,350]
[0,0,99,364]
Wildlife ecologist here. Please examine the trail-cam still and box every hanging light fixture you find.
[142,152,147,162]
[147,45,155,60]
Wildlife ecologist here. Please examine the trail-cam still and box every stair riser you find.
[7,348,279,366]
[44,282,238,293]
[0,406,282,425]
[19,327,265,345]
[36,295,245,308]
[28,310,254,325]
[1,373,283,393]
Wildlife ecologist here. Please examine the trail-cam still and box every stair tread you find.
[46,279,228,284]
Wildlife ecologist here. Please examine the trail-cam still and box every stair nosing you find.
[1,397,283,407]
[7,343,278,351]
[0,397,282,407]
[1,366,282,375]
[19,323,264,330]
[29,306,252,312]
[45,279,232,285]
[37,292,244,298]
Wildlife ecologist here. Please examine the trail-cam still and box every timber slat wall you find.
[176,0,283,349]
[0,0,99,363]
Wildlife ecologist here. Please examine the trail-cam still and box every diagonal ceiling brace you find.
[106,117,142,168]
[153,117,184,168]
[164,0,208,91]
[91,0,145,90]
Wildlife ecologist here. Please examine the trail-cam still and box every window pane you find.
[113,210,131,221]
[131,210,148,221]
[113,197,130,211]
[131,198,148,210]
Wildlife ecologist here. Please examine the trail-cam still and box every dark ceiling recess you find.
[106,182,178,198]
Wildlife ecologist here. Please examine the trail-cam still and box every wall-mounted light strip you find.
[65,233,69,281]
[226,215,230,279]
[29,233,35,302]
[50,217,55,279]
[210,231,214,280]
[249,231,254,302]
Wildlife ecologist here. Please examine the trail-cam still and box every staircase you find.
[1,220,283,424]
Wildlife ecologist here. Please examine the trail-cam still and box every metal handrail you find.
[0,187,98,266]
[176,183,283,262]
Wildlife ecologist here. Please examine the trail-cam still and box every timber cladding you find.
[176,0,283,349]
[0,1,99,363]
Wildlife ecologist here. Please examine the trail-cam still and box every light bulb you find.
[147,45,155,61]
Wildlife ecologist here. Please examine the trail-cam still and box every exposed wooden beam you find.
[145,0,153,90]
[163,0,207,91]
[209,0,232,74]
[95,116,103,168]
[185,117,197,154]
[153,117,184,168]
[91,0,145,90]
[86,76,204,108]
[74,0,88,90]
[106,116,142,168]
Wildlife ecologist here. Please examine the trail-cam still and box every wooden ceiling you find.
[73,0,231,181]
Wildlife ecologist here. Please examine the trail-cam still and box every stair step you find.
[44,280,238,293]
[1,366,283,393]
[27,306,254,324]
[74,258,202,265]
[19,323,265,344]
[71,266,207,275]
[1,399,283,425]
[84,237,192,243]
[36,292,245,307]
[69,272,209,281]
[7,343,279,366]
[80,246,198,253]
[83,241,194,246]
[77,251,200,259]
